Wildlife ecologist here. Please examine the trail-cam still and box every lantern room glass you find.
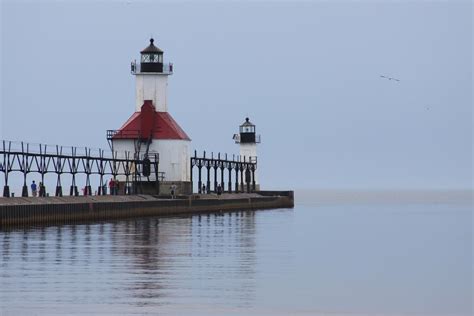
[240,125,255,133]
[141,53,163,63]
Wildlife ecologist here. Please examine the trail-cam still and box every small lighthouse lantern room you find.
[238,118,258,143]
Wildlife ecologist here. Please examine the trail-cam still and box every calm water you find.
[0,191,472,315]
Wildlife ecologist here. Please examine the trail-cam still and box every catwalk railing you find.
[130,61,174,75]
[191,151,257,194]
[0,140,159,197]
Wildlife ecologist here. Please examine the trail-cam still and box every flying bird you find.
[380,75,400,82]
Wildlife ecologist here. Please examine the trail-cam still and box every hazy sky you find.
[1,0,472,190]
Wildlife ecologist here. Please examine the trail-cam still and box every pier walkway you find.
[0,192,294,227]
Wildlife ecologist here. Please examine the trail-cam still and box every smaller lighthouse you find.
[233,117,260,190]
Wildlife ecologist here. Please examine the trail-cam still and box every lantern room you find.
[140,38,164,73]
[235,117,260,144]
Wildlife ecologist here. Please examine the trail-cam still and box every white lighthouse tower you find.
[108,38,191,194]
[233,117,260,189]
[134,38,170,112]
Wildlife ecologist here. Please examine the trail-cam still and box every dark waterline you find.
[0,191,472,315]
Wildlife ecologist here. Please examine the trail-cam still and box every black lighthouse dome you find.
[140,38,164,73]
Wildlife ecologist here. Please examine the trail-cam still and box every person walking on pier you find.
[115,181,120,195]
[202,184,206,194]
[170,183,177,199]
[39,182,46,197]
[109,178,115,195]
[31,180,37,197]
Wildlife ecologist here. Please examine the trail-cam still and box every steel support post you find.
[220,167,224,192]
[22,185,28,197]
[235,168,239,193]
[213,166,218,192]
[246,168,250,193]
[3,186,10,198]
[198,166,202,194]
[252,168,256,191]
[206,166,211,194]
[228,168,232,193]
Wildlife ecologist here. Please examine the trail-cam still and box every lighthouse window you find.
[241,126,255,133]
[150,54,159,62]
[142,54,151,62]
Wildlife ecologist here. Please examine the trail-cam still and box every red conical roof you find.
[113,101,190,141]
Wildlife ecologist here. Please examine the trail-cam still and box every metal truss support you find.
[0,140,159,198]
[190,151,257,195]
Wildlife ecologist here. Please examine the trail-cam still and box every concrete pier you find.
[0,191,294,227]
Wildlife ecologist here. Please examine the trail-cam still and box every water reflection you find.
[0,211,260,312]
[3,195,468,315]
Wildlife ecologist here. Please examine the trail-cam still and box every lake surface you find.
[0,191,472,315]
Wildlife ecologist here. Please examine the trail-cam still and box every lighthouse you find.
[233,117,261,190]
[108,38,191,194]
